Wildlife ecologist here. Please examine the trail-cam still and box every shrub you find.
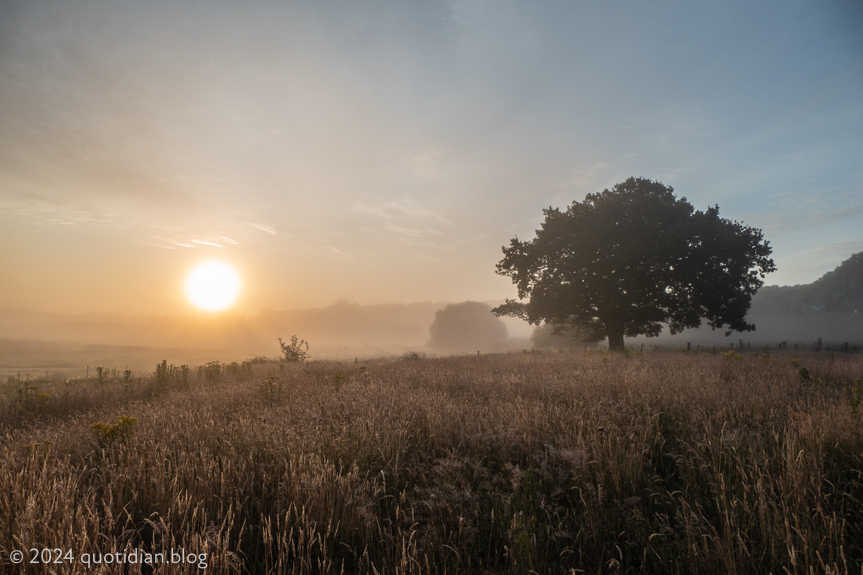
[90,416,137,446]
[279,335,310,362]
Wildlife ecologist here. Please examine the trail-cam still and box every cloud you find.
[753,203,863,237]
[352,199,451,228]
[351,204,393,220]
[327,245,355,260]
[247,223,277,235]
[191,240,224,248]
[438,233,489,252]
[806,238,863,260]
[566,163,613,189]
[409,150,441,177]
[388,198,451,225]
[386,224,428,238]
[0,193,113,224]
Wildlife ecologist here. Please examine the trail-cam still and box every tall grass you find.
[1,350,861,574]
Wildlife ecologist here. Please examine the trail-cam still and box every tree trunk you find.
[606,324,625,351]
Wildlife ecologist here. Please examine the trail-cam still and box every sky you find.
[1,0,862,316]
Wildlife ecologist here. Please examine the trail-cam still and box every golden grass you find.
[1,350,861,574]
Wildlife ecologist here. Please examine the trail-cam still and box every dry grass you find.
[1,350,862,574]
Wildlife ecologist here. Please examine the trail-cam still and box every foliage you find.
[428,301,508,352]
[202,361,222,383]
[493,177,775,350]
[259,376,282,398]
[155,360,190,387]
[279,335,310,362]
[90,415,137,446]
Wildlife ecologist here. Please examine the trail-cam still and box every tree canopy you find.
[493,177,776,350]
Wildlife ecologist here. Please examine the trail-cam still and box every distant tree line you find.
[749,252,863,314]
[428,301,508,352]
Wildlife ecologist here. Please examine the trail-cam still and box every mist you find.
[0,300,534,379]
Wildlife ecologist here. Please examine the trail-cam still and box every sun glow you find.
[184,261,241,312]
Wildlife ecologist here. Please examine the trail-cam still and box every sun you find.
[184,261,241,312]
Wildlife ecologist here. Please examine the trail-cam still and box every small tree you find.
[279,335,310,362]
[493,177,775,350]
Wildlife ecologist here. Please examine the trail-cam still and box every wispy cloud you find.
[398,237,437,247]
[408,150,441,177]
[351,204,393,220]
[439,233,489,252]
[751,203,863,237]
[247,223,277,235]
[389,199,451,225]
[191,239,224,248]
[151,235,230,249]
[351,198,451,226]
[565,163,613,189]
[804,238,863,260]
[385,224,437,238]
[0,194,113,224]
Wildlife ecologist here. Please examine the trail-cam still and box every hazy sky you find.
[2,0,862,315]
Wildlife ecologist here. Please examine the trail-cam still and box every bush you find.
[279,335,310,362]
[90,416,137,446]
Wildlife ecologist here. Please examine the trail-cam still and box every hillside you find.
[750,252,863,314]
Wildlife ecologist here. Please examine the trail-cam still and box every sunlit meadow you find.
[1,349,862,574]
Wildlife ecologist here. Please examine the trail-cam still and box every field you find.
[1,350,862,574]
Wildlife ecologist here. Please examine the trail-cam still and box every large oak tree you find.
[493,177,776,350]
